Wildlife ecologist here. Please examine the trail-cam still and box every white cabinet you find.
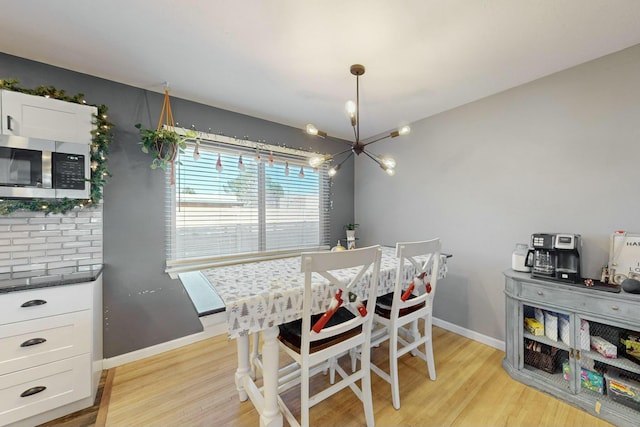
[0,90,95,144]
[0,276,102,427]
[504,271,640,427]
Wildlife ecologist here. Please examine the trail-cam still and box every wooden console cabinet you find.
[503,270,640,427]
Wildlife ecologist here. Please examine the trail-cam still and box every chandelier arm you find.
[335,151,355,169]
[331,147,356,159]
[323,134,355,146]
[363,134,393,147]
[361,149,385,167]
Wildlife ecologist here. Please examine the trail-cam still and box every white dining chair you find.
[370,238,442,410]
[275,245,382,427]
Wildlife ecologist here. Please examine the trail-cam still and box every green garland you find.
[0,79,112,215]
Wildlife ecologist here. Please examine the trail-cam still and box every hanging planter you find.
[135,88,193,185]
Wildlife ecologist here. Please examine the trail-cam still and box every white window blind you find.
[166,136,331,271]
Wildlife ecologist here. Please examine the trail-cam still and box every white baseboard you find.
[103,318,228,369]
[102,315,503,369]
[433,317,505,352]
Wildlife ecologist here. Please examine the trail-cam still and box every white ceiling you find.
[2,1,640,140]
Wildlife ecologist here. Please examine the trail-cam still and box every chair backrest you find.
[391,238,442,313]
[299,245,382,353]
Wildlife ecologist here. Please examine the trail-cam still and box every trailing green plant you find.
[135,124,188,170]
[0,79,112,216]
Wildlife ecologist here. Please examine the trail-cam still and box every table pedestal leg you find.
[235,334,250,401]
[260,325,283,427]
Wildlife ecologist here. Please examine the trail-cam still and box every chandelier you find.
[306,64,410,176]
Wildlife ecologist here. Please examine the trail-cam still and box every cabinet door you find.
[576,316,640,419]
[520,303,573,394]
[1,90,95,144]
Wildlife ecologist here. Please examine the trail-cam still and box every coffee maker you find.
[525,233,582,283]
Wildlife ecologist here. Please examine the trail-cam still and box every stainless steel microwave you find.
[0,135,90,199]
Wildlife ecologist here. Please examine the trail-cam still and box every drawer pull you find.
[20,386,47,398]
[21,299,47,308]
[537,291,543,296]
[20,337,47,347]
[611,306,619,311]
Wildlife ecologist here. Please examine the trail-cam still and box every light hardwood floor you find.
[96,327,613,427]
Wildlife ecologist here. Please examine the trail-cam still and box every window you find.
[166,135,331,272]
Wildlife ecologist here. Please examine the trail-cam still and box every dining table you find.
[201,245,449,427]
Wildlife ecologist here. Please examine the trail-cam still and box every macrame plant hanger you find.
[157,86,177,185]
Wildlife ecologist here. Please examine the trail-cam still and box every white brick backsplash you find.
[11,250,46,259]
[13,237,46,245]
[47,236,77,243]
[11,224,46,232]
[62,241,91,249]
[0,245,29,253]
[31,255,63,264]
[29,217,66,224]
[3,231,29,239]
[0,218,28,225]
[63,229,92,236]
[45,223,77,231]
[47,248,78,256]
[0,204,103,281]
[29,243,62,251]
[13,263,46,272]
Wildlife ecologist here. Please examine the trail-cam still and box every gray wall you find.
[1,53,355,357]
[356,44,640,343]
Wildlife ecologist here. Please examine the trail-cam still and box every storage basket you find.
[524,339,561,374]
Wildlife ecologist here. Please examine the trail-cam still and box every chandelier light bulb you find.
[345,100,356,118]
[309,155,326,168]
[216,153,223,172]
[306,124,319,136]
[385,167,396,176]
[328,167,337,177]
[382,157,396,169]
[399,125,411,136]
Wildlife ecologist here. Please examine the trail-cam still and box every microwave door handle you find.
[42,151,52,189]
[7,115,13,131]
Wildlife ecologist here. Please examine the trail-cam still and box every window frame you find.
[165,128,331,276]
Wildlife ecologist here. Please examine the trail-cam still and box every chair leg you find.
[360,344,375,427]
[389,327,401,410]
[350,348,358,372]
[425,316,436,380]
[409,319,420,356]
[301,361,310,427]
[329,356,336,384]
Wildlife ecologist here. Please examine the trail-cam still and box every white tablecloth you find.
[202,246,448,338]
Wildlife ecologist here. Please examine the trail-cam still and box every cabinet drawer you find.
[0,283,92,325]
[519,283,576,309]
[0,353,90,426]
[581,297,638,323]
[0,310,91,375]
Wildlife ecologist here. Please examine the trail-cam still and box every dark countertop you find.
[0,264,103,294]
